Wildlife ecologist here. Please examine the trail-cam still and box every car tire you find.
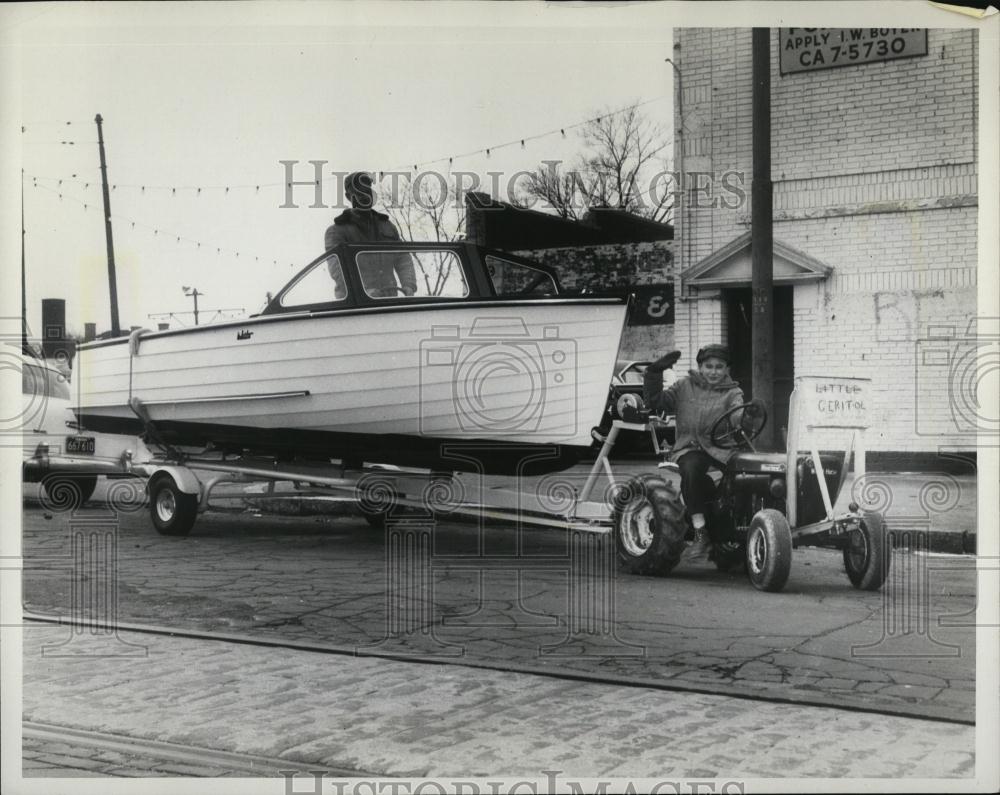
[612,474,687,576]
[745,509,793,592]
[41,474,98,507]
[148,473,197,536]
[843,512,891,591]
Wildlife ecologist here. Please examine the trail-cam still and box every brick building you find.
[672,28,979,464]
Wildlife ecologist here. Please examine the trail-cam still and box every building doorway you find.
[724,287,794,443]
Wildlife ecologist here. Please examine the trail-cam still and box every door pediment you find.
[683,231,832,288]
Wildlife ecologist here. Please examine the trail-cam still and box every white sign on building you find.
[779,28,928,74]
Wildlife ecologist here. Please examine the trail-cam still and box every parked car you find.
[19,351,107,504]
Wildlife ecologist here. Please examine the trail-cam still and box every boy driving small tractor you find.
[611,345,890,593]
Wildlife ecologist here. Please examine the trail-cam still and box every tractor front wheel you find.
[843,512,891,591]
[745,509,793,592]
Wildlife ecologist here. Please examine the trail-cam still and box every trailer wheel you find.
[612,475,686,576]
[362,509,390,530]
[746,509,792,592]
[41,474,98,507]
[356,468,403,530]
[358,495,407,529]
[148,473,197,536]
[844,512,890,591]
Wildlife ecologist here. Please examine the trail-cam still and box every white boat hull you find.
[75,299,628,474]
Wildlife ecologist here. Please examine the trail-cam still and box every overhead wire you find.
[20,97,672,194]
[28,179,296,268]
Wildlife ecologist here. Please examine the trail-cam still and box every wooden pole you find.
[21,174,29,352]
[95,114,121,337]
[751,28,775,449]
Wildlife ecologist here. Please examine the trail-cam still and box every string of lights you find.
[20,140,98,146]
[28,180,298,269]
[20,120,85,128]
[20,96,671,193]
[384,95,672,175]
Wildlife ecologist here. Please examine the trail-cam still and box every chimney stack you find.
[41,298,72,365]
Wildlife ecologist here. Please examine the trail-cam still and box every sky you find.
[9,2,677,337]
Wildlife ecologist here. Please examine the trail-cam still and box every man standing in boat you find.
[325,171,418,298]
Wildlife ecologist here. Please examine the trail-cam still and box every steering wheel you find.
[709,400,768,450]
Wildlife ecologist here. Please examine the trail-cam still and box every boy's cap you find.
[696,344,731,365]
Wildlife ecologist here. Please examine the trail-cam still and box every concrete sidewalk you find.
[19,624,977,782]
[222,461,979,555]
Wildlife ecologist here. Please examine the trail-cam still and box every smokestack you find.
[41,298,72,365]
[84,323,97,342]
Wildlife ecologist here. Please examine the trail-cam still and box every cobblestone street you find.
[21,496,978,724]
[19,625,977,780]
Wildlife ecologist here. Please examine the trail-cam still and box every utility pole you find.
[21,173,29,352]
[751,28,775,449]
[182,286,203,326]
[95,114,121,337]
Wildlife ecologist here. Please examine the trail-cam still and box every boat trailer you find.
[103,413,666,537]
[40,377,881,597]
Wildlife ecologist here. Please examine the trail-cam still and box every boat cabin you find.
[258,242,568,316]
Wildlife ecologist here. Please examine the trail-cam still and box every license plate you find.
[66,435,95,454]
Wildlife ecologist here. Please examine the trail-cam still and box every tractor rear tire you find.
[745,509,793,592]
[844,512,891,591]
[612,475,687,576]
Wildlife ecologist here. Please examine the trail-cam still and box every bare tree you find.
[381,174,467,296]
[515,103,674,223]
[382,173,466,243]
[515,165,593,221]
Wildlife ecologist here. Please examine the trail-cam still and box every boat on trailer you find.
[58,258,884,592]
[73,242,629,475]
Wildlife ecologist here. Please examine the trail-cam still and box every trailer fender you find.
[145,465,203,500]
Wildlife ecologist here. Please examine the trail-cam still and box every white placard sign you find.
[793,376,871,429]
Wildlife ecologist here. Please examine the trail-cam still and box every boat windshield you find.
[280,254,348,308]
[357,249,469,299]
[485,255,558,296]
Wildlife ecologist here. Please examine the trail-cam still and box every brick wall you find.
[772,30,976,180]
[674,28,979,457]
[672,292,725,375]
[513,241,675,361]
